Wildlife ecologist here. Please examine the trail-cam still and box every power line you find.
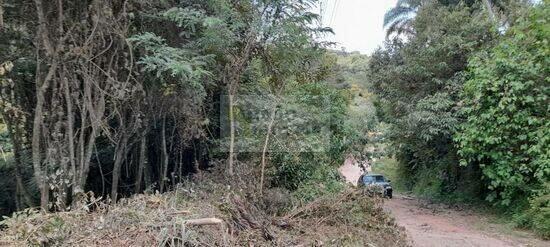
[328,0,339,27]
[319,0,339,27]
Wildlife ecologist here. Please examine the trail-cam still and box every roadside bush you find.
[457,4,549,238]
[292,174,344,203]
[269,82,352,202]
[411,168,445,198]
[513,183,550,239]
[371,157,409,192]
[271,152,344,203]
[527,191,550,239]
[457,3,549,206]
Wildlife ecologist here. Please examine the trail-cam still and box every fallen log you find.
[168,210,191,215]
[184,218,223,226]
[147,217,224,228]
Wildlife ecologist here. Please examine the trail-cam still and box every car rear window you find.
[363,175,385,183]
[363,176,374,183]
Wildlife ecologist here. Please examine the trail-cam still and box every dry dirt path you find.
[384,195,549,247]
[338,161,548,247]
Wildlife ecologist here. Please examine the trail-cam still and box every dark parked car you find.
[357,174,393,198]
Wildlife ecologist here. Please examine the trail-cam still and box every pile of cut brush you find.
[0,172,408,246]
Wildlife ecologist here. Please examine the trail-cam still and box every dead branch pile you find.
[0,174,409,246]
[278,189,409,246]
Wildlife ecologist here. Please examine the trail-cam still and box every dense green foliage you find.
[1,0,547,239]
[0,0,369,216]
[370,2,495,199]
[457,4,549,237]
[383,0,501,37]
[458,4,549,205]
[271,82,349,201]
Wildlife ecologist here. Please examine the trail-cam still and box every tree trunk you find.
[160,117,169,192]
[12,138,32,210]
[224,33,255,176]
[77,83,105,192]
[144,157,152,191]
[32,61,58,210]
[33,0,59,211]
[193,158,200,177]
[111,133,128,202]
[259,104,277,195]
[14,157,33,209]
[135,135,147,193]
[0,0,4,30]
[228,92,235,176]
[32,80,49,210]
[75,98,87,194]
[62,75,76,195]
[14,180,21,211]
[178,150,183,182]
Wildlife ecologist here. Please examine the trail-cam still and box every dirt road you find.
[338,161,548,247]
[385,196,548,247]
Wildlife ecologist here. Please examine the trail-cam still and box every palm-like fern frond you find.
[384,0,422,37]
[384,6,415,27]
[386,17,414,38]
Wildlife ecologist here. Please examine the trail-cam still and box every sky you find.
[315,0,397,54]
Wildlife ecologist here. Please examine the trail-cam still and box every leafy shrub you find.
[371,157,409,192]
[271,152,344,202]
[269,83,351,202]
[513,183,550,239]
[457,3,550,206]
[527,191,550,239]
[292,171,345,203]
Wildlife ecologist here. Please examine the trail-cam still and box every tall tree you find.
[370,2,495,197]
[30,0,136,209]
